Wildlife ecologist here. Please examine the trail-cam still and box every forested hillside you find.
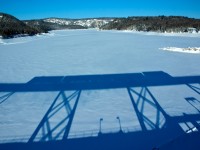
[101,16,200,33]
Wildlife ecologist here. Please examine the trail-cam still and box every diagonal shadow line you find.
[30,90,80,142]
[49,113,70,134]
[46,120,52,141]
[144,87,169,118]
[190,85,200,90]
[1,72,200,149]
[144,87,185,133]
[184,122,192,130]
[48,91,78,120]
[130,88,156,109]
[144,88,163,129]
[40,115,70,141]
[194,99,200,103]
[187,101,200,113]
[186,98,200,104]
[62,90,82,140]
[156,109,161,127]
[50,91,78,113]
[28,91,62,143]
[127,87,147,131]
[31,90,81,142]
[48,101,67,120]
[52,126,66,141]
[42,125,45,140]
[0,92,14,105]
[61,91,72,114]
[140,95,145,114]
[140,88,147,113]
[192,121,200,129]
[187,84,200,95]
[143,115,159,130]
[136,87,144,106]
[130,87,160,130]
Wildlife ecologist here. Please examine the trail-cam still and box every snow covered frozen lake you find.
[0,30,200,148]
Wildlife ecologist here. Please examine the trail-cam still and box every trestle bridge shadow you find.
[0,71,200,150]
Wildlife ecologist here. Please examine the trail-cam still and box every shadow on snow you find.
[0,71,200,150]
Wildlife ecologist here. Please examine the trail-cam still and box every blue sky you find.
[0,0,200,20]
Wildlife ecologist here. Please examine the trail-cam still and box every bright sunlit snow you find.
[160,47,200,54]
[0,30,200,144]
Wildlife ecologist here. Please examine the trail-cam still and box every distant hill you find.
[40,17,114,28]
[23,19,87,31]
[0,13,44,38]
[1,13,200,38]
[0,12,114,38]
[100,16,200,33]
[23,17,114,30]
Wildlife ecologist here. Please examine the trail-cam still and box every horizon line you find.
[21,15,200,21]
[1,12,200,20]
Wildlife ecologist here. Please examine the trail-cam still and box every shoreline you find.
[1,28,200,40]
[112,29,200,37]
[160,47,200,54]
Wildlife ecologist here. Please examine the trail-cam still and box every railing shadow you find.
[0,71,200,150]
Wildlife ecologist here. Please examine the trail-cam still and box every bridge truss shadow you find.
[0,71,200,150]
[28,90,81,142]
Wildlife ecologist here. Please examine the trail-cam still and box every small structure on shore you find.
[187,28,197,33]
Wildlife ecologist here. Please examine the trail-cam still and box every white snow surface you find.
[160,47,200,54]
[0,30,200,143]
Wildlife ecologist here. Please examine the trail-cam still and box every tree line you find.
[101,16,200,32]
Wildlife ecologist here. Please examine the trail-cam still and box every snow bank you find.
[117,30,200,37]
[0,38,3,44]
[0,32,55,45]
[160,47,200,54]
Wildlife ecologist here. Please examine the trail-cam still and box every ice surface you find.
[0,30,200,83]
[0,30,200,144]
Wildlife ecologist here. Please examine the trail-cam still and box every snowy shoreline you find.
[116,29,200,37]
[160,47,200,54]
[1,28,200,41]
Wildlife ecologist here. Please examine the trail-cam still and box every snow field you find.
[0,30,200,143]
